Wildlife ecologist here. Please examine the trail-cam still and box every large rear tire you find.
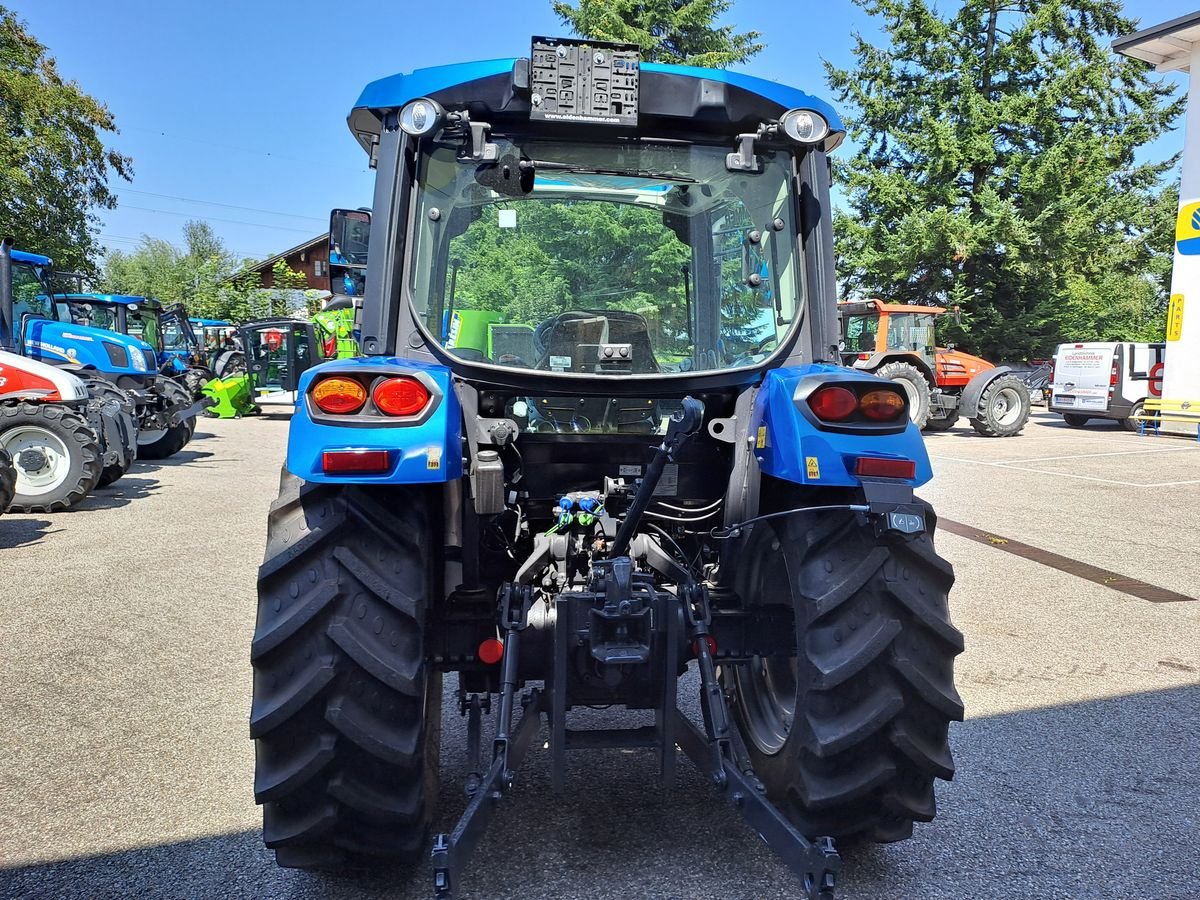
[0,402,101,513]
[0,448,15,514]
[727,498,962,842]
[969,374,1031,437]
[252,473,441,869]
[875,361,932,429]
[79,377,139,487]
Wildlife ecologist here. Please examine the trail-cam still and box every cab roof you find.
[64,292,161,309]
[349,57,844,154]
[13,249,51,267]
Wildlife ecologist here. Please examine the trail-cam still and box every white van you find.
[1049,342,1165,430]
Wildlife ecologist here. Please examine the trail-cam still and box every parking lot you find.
[1,410,1197,900]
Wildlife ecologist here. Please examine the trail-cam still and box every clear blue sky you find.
[14,0,1200,263]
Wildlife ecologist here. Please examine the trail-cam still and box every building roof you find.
[1113,12,1200,72]
[239,233,327,276]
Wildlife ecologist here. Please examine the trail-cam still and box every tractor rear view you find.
[251,39,963,900]
[840,299,1031,436]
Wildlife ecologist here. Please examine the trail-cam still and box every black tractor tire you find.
[1119,401,1144,433]
[1,402,101,513]
[0,448,15,514]
[923,408,958,432]
[182,367,214,400]
[727,498,963,843]
[79,377,139,487]
[214,349,245,379]
[252,473,442,870]
[875,361,932,429]
[138,380,194,460]
[969,374,1031,437]
[1062,413,1089,427]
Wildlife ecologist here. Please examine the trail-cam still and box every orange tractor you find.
[839,299,1032,437]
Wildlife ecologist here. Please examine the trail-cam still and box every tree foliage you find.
[100,220,261,322]
[827,0,1183,359]
[0,5,131,273]
[552,0,763,66]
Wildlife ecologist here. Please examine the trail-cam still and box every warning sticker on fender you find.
[426,448,442,470]
[805,456,820,480]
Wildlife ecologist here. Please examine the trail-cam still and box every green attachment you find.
[201,373,257,418]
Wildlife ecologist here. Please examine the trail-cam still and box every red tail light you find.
[478,638,505,665]
[809,386,859,421]
[373,376,431,417]
[856,456,916,479]
[322,449,391,474]
[312,376,367,414]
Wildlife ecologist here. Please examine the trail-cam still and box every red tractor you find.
[839,299,1032,437]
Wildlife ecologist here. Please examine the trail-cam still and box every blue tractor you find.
[33,291,205,458]
[1,241,140,503]
[250,39,962,899]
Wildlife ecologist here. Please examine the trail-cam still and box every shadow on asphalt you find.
[130,449,217,474]
[0,517,54,549]
[0,684,1196,899]
[74,475,162,510]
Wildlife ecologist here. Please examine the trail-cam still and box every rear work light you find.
[322,449,391,474]
[312,376,367,414]
[859,389,907,422]
[373,376,431,417]
[856,456,917,479]
[809,386,859,422]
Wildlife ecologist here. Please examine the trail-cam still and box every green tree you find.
[827,0,1182,359]
[101,220,260,321]
[552,0,763,66]
[0,5,131,273]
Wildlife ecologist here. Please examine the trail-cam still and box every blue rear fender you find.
[755,365,933,488]
[287,357,463,484]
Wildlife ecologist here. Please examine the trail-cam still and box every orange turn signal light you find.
[312,376,367,414]
[859,389,906,422]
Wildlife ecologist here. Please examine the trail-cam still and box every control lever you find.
[609,396,705,559]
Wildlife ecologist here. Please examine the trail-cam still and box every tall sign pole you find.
[1115,14,1200,402]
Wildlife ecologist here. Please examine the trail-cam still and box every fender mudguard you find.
[959,365,1013,419]
[286,356,463,484]
[755,364,934,488]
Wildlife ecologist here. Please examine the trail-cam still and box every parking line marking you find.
[929,456,1200,488]
[985,446,1198,465]
[938,518,1197,603]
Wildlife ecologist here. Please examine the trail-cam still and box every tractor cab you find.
[839,299,940,368]
[237,318,320,407]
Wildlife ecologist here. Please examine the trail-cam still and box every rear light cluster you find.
[310,373,432,418]
[808,384,908,425]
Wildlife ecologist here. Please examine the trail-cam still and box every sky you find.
[14,0,1200,264]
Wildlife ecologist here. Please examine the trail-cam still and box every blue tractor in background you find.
[35,291,205,458]
[250,39,962,900]
[1,241,139,502]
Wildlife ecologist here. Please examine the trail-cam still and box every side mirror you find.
[329,208,371,267]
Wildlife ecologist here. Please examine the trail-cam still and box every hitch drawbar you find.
[429,583,842,899]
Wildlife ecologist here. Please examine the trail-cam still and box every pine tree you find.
[827,0,1183,359]
[552,0,763,67]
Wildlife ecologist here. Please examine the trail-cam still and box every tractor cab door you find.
[238,319,319,405]
[882,312,937,368]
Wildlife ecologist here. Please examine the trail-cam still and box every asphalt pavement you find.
[0,410,1197,899]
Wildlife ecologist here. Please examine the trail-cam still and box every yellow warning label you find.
[426,447,442,470]
[1167,293,1184,341]
[805,456,820,480]
[756,426,767,449]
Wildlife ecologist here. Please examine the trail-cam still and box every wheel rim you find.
[892,378,921,423]
[732,538,798,755]
[991,387,1023,426]
[1,426,72,496]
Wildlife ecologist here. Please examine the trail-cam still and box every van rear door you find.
[1051,343,1117,413]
